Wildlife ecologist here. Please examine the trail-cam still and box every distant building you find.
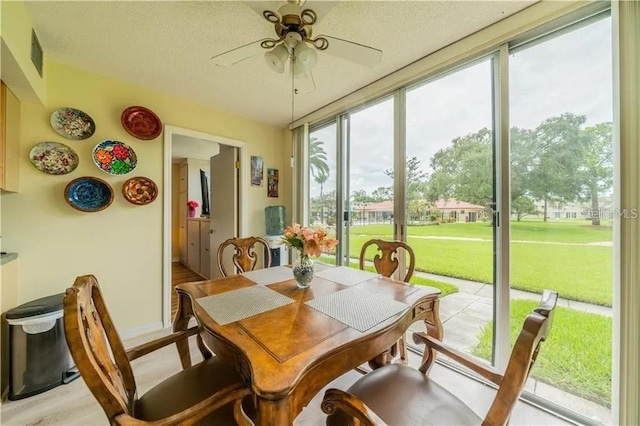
[351,198,486,224]
[433,199,486,223]
[533,198,613,220]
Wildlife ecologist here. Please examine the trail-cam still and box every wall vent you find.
[31,29,43,78]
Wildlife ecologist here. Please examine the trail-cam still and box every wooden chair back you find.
[483,290,558,424]
[64,275,137,421]
[359,239,416,282]
[217,236,272,277]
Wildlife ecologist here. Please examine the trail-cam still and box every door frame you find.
[162,125,249,328]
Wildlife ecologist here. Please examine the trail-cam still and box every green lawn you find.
[347,220,613,306]
[472,300,612,406]
[350,219,613,243]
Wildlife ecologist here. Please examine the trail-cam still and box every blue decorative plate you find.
[50,107,96,140]
[64,177,114,212]
[92,140,137,175]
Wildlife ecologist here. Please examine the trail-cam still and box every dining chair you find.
[64,275,254,425]
[217,236,272,277]
[321,290,558,426]
[359,239,416,364]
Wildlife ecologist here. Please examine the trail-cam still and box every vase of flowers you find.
[282,224,338,288]
[187,200,199,218]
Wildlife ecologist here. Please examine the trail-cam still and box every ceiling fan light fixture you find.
[264,43,289,74]
[293,41,318,72]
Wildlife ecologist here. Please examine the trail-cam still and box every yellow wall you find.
[1,59,288,331]
[171,163,180,260]
[0,1,46,103]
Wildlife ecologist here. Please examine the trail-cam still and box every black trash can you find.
[5,293,79,400]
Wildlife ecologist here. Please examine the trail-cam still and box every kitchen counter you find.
[0,253,17,267]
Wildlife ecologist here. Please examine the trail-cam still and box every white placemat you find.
[314,266,380,287]
[197,286,294,325]
[241,266,294,285]
[305,287,409,332]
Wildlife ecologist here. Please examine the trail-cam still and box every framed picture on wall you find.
[267,168,279,197]
[251,156,263,186]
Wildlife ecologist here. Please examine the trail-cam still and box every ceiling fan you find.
[211,0,383,91]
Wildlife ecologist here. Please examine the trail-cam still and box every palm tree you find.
[309,137,329,182]
[316,168,329,224]
[309,137,330,223]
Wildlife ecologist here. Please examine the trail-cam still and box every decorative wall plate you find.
[122,176,158,205]
[50,107,96,140]
[29,142,79,175]
[121,106,162,140]
[64,176,114,212]
[92,140,137,175]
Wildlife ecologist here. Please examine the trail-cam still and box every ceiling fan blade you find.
[242,1,280,22]
[294,70,316,94]
[300,1,339,24]
[211,39,267,67]
[319,35,382,67]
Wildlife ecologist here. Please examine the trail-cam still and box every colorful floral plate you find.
[64,176,114,212]
[29,142,79,175]
[122,176,158,205]
[121,106,162,140]
[92,140,137,175]
[50,107,96,140]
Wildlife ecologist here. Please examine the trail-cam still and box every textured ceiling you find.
[26,0,535,127]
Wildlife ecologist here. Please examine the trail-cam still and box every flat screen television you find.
[200,169,210,217]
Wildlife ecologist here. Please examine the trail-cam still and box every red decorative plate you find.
[121,106,162,140]
[122,176,158,205]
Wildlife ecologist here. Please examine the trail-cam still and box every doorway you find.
[162,125,249,328]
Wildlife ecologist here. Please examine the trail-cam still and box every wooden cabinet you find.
[187,220,201,272]
[200,224,211,279]
[0,81,20,192]
[178,163,188,264]
[187,218,211,279]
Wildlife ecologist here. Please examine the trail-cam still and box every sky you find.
[309,15,613,199]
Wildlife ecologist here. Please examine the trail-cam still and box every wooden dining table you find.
[173,265,443,426]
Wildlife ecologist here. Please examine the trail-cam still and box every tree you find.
[428,128,493,207]
[371,186,393,202]
[351,189,375,204]
[578,122,613,225]
[510,127,536,202]
[309,137,331,224]
[316,168,329,224]
[527,113,585,221]
[385,156,428,209]
[309,137,329,184]
[511,196,537,221]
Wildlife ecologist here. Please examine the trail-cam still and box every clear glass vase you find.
[293,254,314,288]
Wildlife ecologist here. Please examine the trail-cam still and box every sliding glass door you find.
[304,9,613,424]
[405,57,497,362]
[506,15,613,423]
[345,97,395,268]
[308,122,338,264]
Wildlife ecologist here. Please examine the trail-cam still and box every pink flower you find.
[281,223,338,258]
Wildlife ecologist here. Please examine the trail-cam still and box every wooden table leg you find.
[256,398,292,426]
[420,298,444,375]
[367,347,395,370]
